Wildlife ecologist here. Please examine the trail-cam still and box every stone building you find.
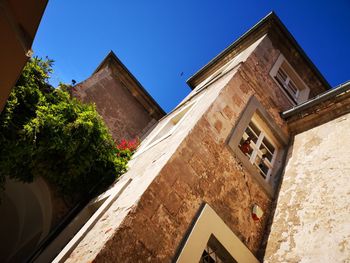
[70,51,165,142]
[0,50,165,263]
[32,12,349,262]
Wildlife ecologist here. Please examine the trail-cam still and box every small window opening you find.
[148,103,193,145]
[275,67,299,102]
[270,54,310,104]
[199,235,238,263]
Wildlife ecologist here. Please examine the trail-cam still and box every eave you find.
[93,51,165,119]
[186,12,331,92]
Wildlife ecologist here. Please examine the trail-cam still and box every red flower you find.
[116,137,140,152]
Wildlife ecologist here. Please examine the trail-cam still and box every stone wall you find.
[62,62,240,263]
[62,35,296,262]
[87,73,275,262]
[264,112,350,262]
[71,65,158,142]
[59,33,331,262]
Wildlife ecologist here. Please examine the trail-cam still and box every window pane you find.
[254,156,269,179]
[259,144,273,162]
[262,137,275,156]
[239,137,253,157]
[276,68,287,82]
[200,250,216,263]
[259,161,269,178]
[287,80,298,95]
[248,121,260,140]
[245,128,258,144]
[259,140,274,162]
[200,235,238,263]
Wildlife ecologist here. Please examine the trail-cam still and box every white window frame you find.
[228,96,288,197]
[45,179,132,263]
[133,94,203,158]
[270,54,310,104]
[200,237,235,263]
[240,115,278,183]
[174,204,259,263]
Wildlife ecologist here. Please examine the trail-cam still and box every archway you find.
[0,178,52,262]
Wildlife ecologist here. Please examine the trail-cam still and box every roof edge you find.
[186,11,274,87]
[281,80,350,119]
[186,12,331,91]
[93,51,166,116]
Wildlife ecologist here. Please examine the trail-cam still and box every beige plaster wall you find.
[264,112,350,262]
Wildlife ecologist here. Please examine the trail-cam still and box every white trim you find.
[176,204,259,263]
[51,179,132,263]
[194,54,243,93]
[270,54,310,104]
[251,114,278,182]
[227,96,288,197]
[133,94,204,158]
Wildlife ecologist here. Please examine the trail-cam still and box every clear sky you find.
[33,1,350,112]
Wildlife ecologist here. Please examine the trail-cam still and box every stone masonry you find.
[58,17,330,261]
[48,13,349,263]
[71,51,164,142]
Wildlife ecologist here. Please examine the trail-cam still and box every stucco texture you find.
[264,113,350,262]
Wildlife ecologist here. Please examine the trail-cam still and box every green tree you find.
[0,57,129,199]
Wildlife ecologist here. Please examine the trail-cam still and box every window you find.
[275,67,299,99]
[148,102,193,145]
[200,235,238,263]
[270,54,310,104]
[228,96,288,196]
[174,204,258,263]
[239,114,278,182]
[134,95,203,158]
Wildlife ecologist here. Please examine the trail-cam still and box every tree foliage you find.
[0,57,130,199]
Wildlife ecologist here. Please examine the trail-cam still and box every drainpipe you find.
[281,81,350,119]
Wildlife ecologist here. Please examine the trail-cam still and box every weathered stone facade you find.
[38,12,350,263]
[51,13,337,262]
[71,51,165,142]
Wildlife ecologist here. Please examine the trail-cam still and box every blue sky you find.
[33,1,350,112]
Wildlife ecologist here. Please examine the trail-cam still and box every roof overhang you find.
[0,0,48,112]
[282,80,350,119]
[186,12,331,92]
[93,51,165,118]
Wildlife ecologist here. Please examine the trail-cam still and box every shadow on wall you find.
[0,178,52,262]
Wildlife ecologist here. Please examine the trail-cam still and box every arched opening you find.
[0,178,52,262]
